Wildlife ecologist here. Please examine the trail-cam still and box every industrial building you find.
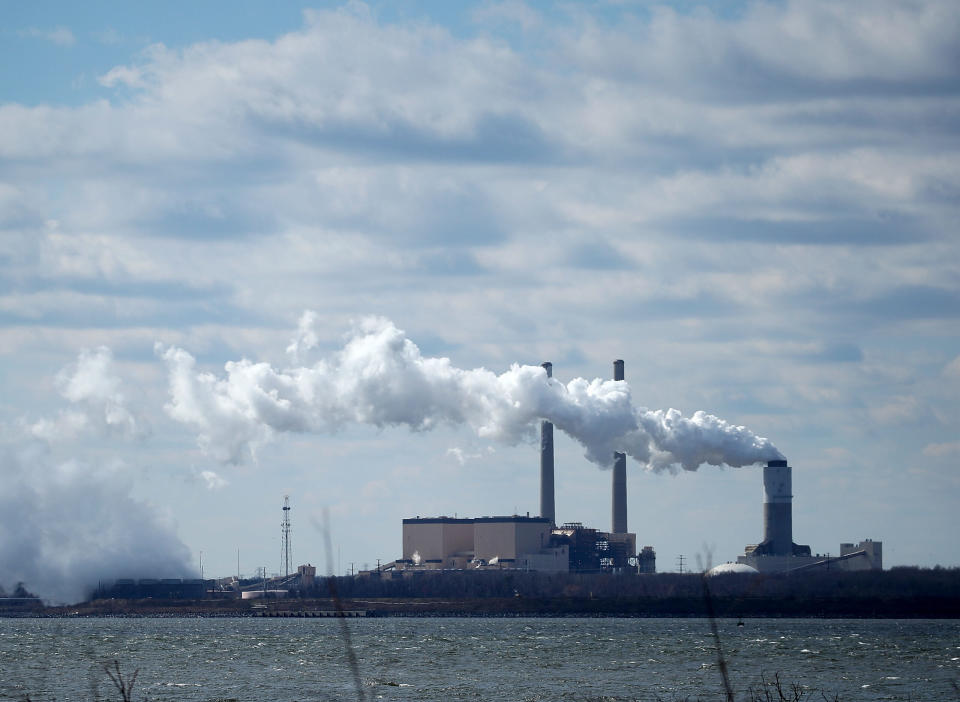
[397,361,656,575]
[400,515,568,571]
[99,578,211,599]
[397,515,650,574]
[398,364,881,577]
[736,460,882,573]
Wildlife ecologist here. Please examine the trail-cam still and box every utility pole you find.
[676,554,686,574]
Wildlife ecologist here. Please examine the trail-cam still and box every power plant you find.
[93,361,882,599]
[396,362,881,577]
[396,360,656,575]
[735,459,882,573]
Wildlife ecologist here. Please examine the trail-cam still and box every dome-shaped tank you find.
[707,562,760,576]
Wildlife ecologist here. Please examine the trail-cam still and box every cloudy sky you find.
[2,0,958,600]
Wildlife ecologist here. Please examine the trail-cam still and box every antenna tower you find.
[281,495,292,578]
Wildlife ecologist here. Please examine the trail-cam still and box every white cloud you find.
[28,409,90,442]
[869,395,921,425]
[446,445,498,466]
[472,1,542,31]
[944,355,960,379]
[446,447,480,465]
[200,469,228,490]
[19,26,76,47]
[286,309,323,362]
[93,28,127,47]
[922,441,960,457]
[27,347,145,442]
[2,0,949,172]
[561,0,960,90]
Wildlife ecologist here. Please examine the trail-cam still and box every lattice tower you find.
[281,495,292,578]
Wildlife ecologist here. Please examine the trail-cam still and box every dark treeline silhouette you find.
[15,567,959,618]
[291,566,960,617]
[318,566,958,599]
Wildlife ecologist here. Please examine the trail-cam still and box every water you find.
[1,617,958,701]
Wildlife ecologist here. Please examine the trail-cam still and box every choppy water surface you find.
[1,617,958,701]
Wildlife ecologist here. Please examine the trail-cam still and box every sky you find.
[1,0,958,602]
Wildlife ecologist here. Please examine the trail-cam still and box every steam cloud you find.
[28,346,145,441]
[0,349,192,604]
[0,441,194,604]
[160,314,782,470]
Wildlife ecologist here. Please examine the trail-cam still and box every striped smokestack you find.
[763,459,793,555]
[611,359,627,534]
[539,362,555,526]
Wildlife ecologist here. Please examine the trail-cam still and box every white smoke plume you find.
[2,347,191,603]
[159,314,783,470]
[28,346,145,441]
[0,441,195,604]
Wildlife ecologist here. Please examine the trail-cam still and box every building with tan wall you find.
[400,515,568,572]
[473,516,552,563]
[402,517,475,567]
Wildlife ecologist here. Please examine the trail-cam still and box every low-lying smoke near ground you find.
[0,350,192,603]
[0,442,195,604]
[161,314,782,470]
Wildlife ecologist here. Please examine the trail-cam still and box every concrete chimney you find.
[539,362,555,526]
[763,459,793,555]
[611,360,627,534]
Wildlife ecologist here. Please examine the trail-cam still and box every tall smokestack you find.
[763,459,792,555]
[540,362,555,526]
[611,360,627,534]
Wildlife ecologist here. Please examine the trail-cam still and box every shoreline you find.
[6,594,960,619]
